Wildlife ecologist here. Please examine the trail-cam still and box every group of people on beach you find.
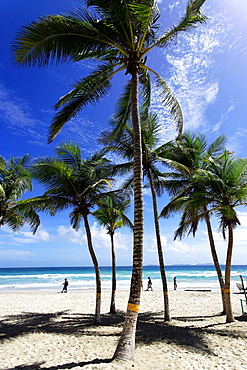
[144,276,177,291]
[61,276,177,293]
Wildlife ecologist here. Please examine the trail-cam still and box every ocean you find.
[0,265,246,292]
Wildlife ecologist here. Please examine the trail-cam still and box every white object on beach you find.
[236,282,246,292]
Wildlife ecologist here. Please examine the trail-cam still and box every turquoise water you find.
[0,265,246,292]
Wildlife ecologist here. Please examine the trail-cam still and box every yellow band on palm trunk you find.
[127,303,140,313]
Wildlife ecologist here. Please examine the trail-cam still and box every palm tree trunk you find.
[224,224,235,323]
[83,215,101,324]
[110,232,116,314]
[114,67,144,361]
[148,170,170,321]
[204,207,226,314]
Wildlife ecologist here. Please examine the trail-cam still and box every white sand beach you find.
[0,289,246,370]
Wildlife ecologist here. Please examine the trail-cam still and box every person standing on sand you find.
[174,276,177,290]
[61,278,68,293]
[146,277,153,291]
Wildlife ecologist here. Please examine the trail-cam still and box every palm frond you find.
[155,75,183,138]
[55,142,82,169]
[49,64,117,142]
[107,81,132,140]
[12,10,123,67]
[154,0,207,49]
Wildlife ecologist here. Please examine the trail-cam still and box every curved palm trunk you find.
[204,207,226,314]
[224,224,235,323]
[148,170,170,321]
[83,215,101,324]
[110,231,116,314]
[114,68,144,361]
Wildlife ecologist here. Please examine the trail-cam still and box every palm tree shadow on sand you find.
[2,309,247,370]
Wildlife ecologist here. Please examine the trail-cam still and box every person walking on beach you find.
[146,277,153,291]
[61,278,68,293]
[174,276,177,290]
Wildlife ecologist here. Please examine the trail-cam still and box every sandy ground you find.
[0,289,247,370]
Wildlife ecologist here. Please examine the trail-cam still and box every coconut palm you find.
[163,151,247,322]
[30,142,112,324]
[202,152,247,322]
[100,112,172,321]
[12,0,206,360]
[0,154,39,232]
[93,195,132,313]
[160,132,227,314]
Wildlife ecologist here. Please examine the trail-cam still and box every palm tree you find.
[0,154,39,232]
[160,132,227,314]
[163,151,247,323]
[12,0,207,360]
[202,152,247,322]
[93,195,132,313]
[30,142,112,324]
[100,112,172,321]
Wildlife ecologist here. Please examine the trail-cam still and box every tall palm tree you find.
[12,0,206,360]
[163,151,247,323]
[0,154,39,232]
[160,132,227,314]
[93,195,132,313]
[100,112,172,321]
[30,142,112,324]
[202,152,247,322]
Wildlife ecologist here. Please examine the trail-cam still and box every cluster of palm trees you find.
[159,132,247,323]
[2,130,247,344]
[7,0,247,362]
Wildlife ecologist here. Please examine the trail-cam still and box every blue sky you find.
[1,0,247,267]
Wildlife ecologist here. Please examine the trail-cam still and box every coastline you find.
[1,264,246,292]
[0,289,247,369]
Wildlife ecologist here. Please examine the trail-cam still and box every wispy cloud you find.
[0,81,101,150]
[211,101,236,133]
[0,249,33,258]
[0,82,48,145]
[226,128,247,155]
[60,116,103,155]
[0,224,53,245]
[156,0,240,134]
[165,30,220,131]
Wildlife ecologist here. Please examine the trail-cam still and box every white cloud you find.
[0,83,47,143]
[37,230,53,242]
[145,235,167,253]
[237,211,247,227]
[167,239,197,254]
[212,101,236,133]
[58,223,130,251]
[165,33,219,132]
[226,128,247,155]
[0,81,99,150]
[91,223,131,251]
[58,225,87,246]
[0,224,53,245]
[19,228,53,242]
[156,1,238,135]
[0,249,33,258]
